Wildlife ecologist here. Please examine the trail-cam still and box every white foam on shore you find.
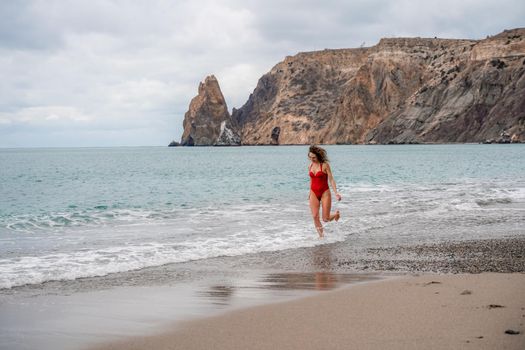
[0,207,347,289]
[2,180,524,290]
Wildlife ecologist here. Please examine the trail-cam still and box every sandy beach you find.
[91,272,525,350]
[2,236,524,350]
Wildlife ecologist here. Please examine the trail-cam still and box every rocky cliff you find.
[180,75,240,146]
[366,30,525,144]
[178,28,525,145]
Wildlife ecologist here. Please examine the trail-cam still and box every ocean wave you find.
[2,207,178,232]
[475,198,513,206]
[0,222,348,289]
[2,180,524,289]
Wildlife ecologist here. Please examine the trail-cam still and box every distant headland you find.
[170,28,525,146]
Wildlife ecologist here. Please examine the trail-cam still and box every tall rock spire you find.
[180,75,240,146]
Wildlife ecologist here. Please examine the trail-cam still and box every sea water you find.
[0,144,524,289]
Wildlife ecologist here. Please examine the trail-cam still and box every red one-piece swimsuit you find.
[309,162,329,200]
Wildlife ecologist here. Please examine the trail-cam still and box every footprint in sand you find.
[423,281,442,286]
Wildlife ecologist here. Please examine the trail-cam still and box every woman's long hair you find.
[309,145,329,163]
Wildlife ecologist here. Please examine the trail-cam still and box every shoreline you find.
[168,143,524,147]
[2,235,524,350]
[85,234,525,349]
[90,272,525,350]
[3,142,524,150]
[4,235,524,295]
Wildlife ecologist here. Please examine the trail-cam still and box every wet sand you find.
[3,236,524,349]
[0,271,384,350]
[91,272,525,350]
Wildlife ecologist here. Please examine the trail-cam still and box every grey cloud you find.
[0,0,524,147]
[0,1,63,50]
[242,0,525,50]
[246,0,387,48]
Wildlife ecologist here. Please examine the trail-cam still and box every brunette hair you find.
[309,145,329,163]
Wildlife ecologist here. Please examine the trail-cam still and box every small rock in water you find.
[505,329,520,335]
[460,289,472,295]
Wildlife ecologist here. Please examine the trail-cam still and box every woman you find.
[308,145,342,238]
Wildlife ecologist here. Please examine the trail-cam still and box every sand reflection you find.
[198,243,380,307]
[197,285,235,306]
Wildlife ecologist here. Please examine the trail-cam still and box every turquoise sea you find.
[0,145,524,289]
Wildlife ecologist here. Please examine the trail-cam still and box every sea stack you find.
[180,75,240,146]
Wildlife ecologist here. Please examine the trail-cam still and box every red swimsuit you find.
[309,163,329,200]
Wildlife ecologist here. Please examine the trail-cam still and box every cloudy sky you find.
[0,0,523,147]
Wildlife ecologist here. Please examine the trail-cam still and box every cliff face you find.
[231,48,370,144]
[178,28,525,145]
[180,75,240,146]
[231,28,525,144]
[367,30,525,144]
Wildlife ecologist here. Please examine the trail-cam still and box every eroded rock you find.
[177,28,525,145]
[180,75,240,146]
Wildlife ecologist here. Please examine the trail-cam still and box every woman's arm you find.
[325,163,342,200]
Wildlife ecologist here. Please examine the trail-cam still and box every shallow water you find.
[0,144,524,289]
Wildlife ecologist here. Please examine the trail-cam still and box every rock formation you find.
[180,75,240,146]
[366,30,525,144]
[178,28,525,145]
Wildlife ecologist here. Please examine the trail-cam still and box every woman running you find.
[308,145,342,238]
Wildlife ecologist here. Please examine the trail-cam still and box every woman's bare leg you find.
[309,191,323,238]
[321,190,340,222]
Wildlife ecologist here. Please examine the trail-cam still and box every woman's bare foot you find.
[334,210,340,222]
[316,226,324,239]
